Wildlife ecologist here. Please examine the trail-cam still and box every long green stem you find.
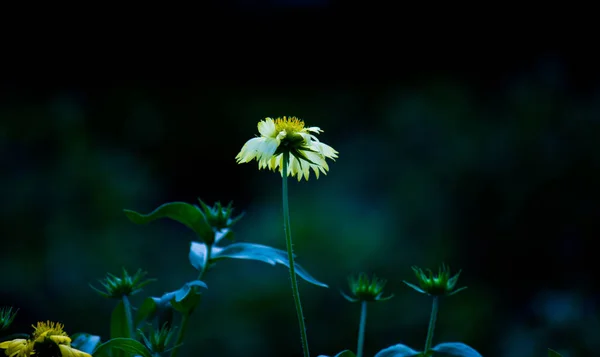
[121,295,134,338]
[282,151,310,357]
[356,301,368,357]
[424,297,439,354]
[170,314,190,357]
[170,244,212,357]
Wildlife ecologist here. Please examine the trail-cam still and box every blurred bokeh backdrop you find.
[2,41,600,357]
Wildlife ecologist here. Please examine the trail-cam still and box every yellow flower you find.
[31,321,69,343]
[0,321,91,357]
[0,339,33,357]
[236,116,338,181]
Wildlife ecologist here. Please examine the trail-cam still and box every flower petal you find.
[235,137,264,163]
[315,142,339,159]
[256,137,279,161]
[0,339,30,357]
[59,344,92,357]
[48,335,71,345]
[305,126,323,134]
[257,118,276,137]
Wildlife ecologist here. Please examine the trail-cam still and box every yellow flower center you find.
[274,116,305,134]
[32,321,68,341]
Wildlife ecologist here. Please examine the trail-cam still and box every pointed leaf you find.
[374,344,421,357]
[110,300,130,339]
[134,297,157,328]
[70,333,101,354]
[403,281,426,294]
[92,337,152,357]
[340,291,360,303]
[211,242,328,288]
[109,301,129,357]
[431,342,482,357]
[123,202,213,241]
[548,348,563,357]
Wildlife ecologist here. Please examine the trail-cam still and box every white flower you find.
[236,116,338,181]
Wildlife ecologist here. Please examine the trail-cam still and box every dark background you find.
[1,8,599,357]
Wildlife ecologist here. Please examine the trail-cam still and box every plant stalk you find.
[170,244,212,357]
[357,301,368,357]
[424,296,439,354]
[282,151,310,357]
[121,295,134,338]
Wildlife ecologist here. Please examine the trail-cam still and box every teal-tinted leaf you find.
[123,202,213,241]
[431,342,482,357]
[70,333,101,354]
[403,281,426,294]
[211,242,328,288]
[173,280,207,302]
[134,297,157,328]
[374,344,421,357]
[153,280,207,315]
[317,350,356,357]
[139,296,174,328]
[170,281,206,314]
[189,241,208,271]
[92,337,152,357]
[548,348,563,357]
[215,228,235,244]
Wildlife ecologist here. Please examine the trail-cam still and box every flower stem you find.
[121,295,134,338]
[169,314,190,357]
[356,301,368,357]
[170,245,212,357]
[282,151,310,357]
[424,296,439,354]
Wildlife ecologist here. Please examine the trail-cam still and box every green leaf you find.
[92,337,152,357]
[70,333,101,354]
[211,242,328,288]
[431,342,482,357]
[124,202,213,241]
[374,344,421,357]
[136,296,174,329]
[110,300,130,338]
[110,301,129,357]
[134,297,157,328]
[548,348,563,357]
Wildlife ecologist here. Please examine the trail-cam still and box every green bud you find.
[138,323,175,354]
[403,263,467,297]
[90,268,156,299]
[196,199,244,244]
[341,273,394,303]
[0,306,18,331]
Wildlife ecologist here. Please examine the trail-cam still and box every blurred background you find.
[1,12,599,357]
